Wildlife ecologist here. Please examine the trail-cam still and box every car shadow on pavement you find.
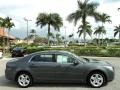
[0,75,18,88]
[0,75,91,88]
[32,83,91,88]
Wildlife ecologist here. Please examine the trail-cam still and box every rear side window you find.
[30,54,54,62]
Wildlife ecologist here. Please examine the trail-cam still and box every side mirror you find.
[73,60,79,65]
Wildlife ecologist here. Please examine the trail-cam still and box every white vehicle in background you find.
[0,50,3,59]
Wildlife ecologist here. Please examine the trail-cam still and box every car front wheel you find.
[88,72,106,88]
[16,73,32,88]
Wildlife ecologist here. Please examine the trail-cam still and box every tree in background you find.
[77,22,92,42]
[30,29,36,41]
[0,17,6,49]
[114,25,120,43]
[94,26,106,46]
[67,0,100,47]
[4,17,15,46]
[96,13,111,45]
[36,13,63,46]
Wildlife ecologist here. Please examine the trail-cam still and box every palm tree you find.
[77,22,92,42]
[4,17,15,46]
[114,25,120,43]
[56,33,61,45]
[61,36,65,43]
[36,13,63,46]
[30,29,36,40]
[69,34,74,38]
[118,8,120,11]
[97,13,111,26]
[67,0,100,47]
[94,26,106,45]
[97,13,111,45]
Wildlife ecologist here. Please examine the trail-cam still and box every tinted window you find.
[31,54,54,62]
[56,55,75,64]
[40,55,53,62]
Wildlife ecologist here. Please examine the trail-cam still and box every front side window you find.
[31,55,41,62]
[30,54,54,62]
[56,55,75,64]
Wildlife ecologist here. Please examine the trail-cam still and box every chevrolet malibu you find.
[5,51,115,88]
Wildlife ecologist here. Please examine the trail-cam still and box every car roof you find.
[32,50,71,55]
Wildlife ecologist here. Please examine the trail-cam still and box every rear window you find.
[13,47,23,51]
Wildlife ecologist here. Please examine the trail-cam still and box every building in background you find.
[0,27,16,45]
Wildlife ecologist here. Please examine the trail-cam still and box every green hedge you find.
[25,47,120,57]
[107,48,120,57]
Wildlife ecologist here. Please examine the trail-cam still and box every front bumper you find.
[107,67,115,82]
[5,68,15,81]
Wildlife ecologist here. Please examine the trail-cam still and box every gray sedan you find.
[5,51,115,88]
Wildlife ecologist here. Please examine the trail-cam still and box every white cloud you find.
[0,0,120,39]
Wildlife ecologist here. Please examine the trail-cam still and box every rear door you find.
[29,54,57,81]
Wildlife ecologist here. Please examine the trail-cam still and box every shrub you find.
[25,46,120,57]
[74,48,103,56]
[107,48,120,57]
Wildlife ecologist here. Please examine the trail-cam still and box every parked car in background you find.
[11,47,26,57]
[5,51,115,88]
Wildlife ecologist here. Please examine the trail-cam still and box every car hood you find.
[83,58,112,66]
[7,57,24,65]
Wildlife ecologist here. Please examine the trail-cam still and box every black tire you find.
[87,72,107,88]
[16,72,33,88]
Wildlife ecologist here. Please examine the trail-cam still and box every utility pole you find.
[73,26,74,43]
[64,26,67,47]
[24,18,32,45]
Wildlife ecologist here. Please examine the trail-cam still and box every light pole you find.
[64,26,67,47]
[73,26,74,43]
[24,18,32,45]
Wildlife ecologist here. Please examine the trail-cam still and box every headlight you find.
[105,66,114,71]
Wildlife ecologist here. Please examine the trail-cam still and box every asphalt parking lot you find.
[0,57,120,90]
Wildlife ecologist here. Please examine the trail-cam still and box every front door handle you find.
[29,63,36,68]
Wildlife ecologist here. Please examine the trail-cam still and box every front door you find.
[55,54,84,82]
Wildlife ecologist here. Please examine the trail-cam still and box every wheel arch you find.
[15,70,33,82]
[86,69,107,82]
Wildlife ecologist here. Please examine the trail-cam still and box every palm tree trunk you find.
[83,31,86,47]
[48,24,50,46]
[102,23,104,46]
[82,15,86,47]
[102,33,103,46]
[98,34,100,46]
[119,32,120,43]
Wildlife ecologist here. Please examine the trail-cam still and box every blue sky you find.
[0,0,120,39]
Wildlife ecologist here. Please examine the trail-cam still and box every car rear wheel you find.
[88,72,106,88]
[16,73,32,88]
